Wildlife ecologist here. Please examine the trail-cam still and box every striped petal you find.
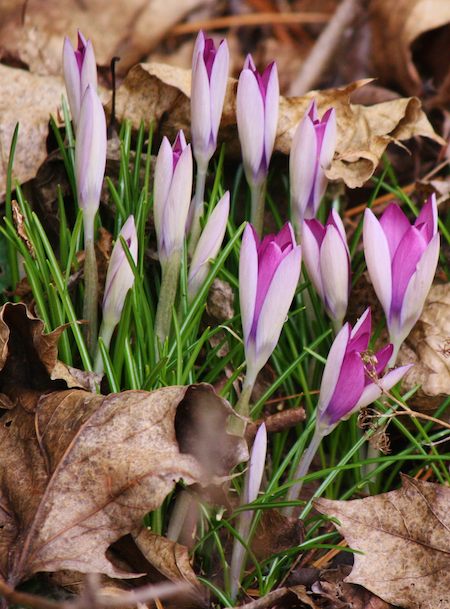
[237,69,265,184]
[191,52,212,162]
[239,224,259,346]
[320,224,349,322]
[209,39,229,143]
[263,62,279,168]
[317,323,351,417]
[289,114,317,225]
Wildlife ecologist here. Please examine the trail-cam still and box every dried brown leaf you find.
[133,528,199,587]
[315,476,450,609]
[371,0,450,99]
[397,283,450,413]
[0,65,65,199]
[0,0,207,76]
[111,64,444,189]
[0,382,242,586]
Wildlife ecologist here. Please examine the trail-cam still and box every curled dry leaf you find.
[370,0,450,101]
[110,64,444,189]
[315,476,450,609]
[397,283,450,414]
[0,0,207,76]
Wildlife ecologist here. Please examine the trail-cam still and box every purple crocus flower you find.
[290,99,337,232]
[188,191,230,302]
[75,85,107,236]
[102,216,138,327]
[302,209,350,329]
[153,131,193,264]
[63,31,97,129]
[317,308,411,434]
[364,195,440,361]
[191,31,229,167]
[240,222,301,382]
[236,55,279,188]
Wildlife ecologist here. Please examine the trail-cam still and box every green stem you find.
[250,180,266,237]
[188,165,207,256]
[227,372,256,438]
[284,427,323,517]
[155,250,182,344]
[166,490,196,543]
[94,319,115,374]
[83,214,98,357]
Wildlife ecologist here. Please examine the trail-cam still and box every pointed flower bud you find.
[302,209,350,328]
[75,85,107,229]
[102,216,138,326]
[236,55,279,188]
[153,131,193,264]
[188,191,230,302]
[317,308,411,435]
[191,31,229,167]
[240,223,301,381]
[290,99,337,230]
[363,195,440,357]
[63,31,97,129]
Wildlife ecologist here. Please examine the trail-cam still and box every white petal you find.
[236,70,265,184]
[363,209,392,319]
[164,144,193,255]
[209,40,229,143]
[239,224,258,346]
[62,37,81,127]
[317,323,350,417]
[80,40,97,97]
[350,307,371,339]
[191,54,212,163]
[329,209,349,256]
[246,423,267,503]
[289,115,317,225]
[399,232,440,338]
[153,137,173,254]
[254,246,302,372]
[301,221,324,300]
[320,225,349,322]
[263,63,279,167]
[319,108,337,168]
[192,30,205,60]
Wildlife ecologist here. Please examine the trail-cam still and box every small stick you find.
[288,0,364,96]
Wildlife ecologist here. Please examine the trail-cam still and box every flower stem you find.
[283,428,323,517]
[93,319,115,375]
[250,180,266,237]
[229,508,253,600]
[155,250,182,345]
[188,164,207,256]
[83,214,98,356]
[227,372,256,437]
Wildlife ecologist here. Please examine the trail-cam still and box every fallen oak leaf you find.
[109,63,444,190]
[315,476,450,609]
[0,383,246,586]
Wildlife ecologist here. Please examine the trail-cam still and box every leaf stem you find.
[155,250,182,344]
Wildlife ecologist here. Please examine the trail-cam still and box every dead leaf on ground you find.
[0,65,65,199]
[251,509,304,561]
[0,383,244,586]
[111,64,444,189]
[315,476,450,609]
[370,0,450,104]
[397,283,450,414]
[0,0,208,77]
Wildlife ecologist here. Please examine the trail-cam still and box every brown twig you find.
[170,12,331,35]
[288,0,364,95]
[246,407,306,442]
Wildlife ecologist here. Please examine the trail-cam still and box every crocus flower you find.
[240,222,301,383]
[364,195,440,361]
[63,31,97,129]
[188,191,230,302]
[302,209,350,329]
[102,216,138,328]
[75,85,107,237]
[317,308,411,434]
[153,131,193,264]
[191,31,229,167]
[290,100,337,232]
[237,55,279,189]
[284,308,411,512]
[230,423,267,600]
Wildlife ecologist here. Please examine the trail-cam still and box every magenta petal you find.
[348,308,371,352]
[252,241,284,332]
[379,203,411,259]
[273,222,295,250]
[372,344,394,377]
[325,352,365,424]
[306,218,326,246]
[415,194,436,242]
[391,226,428,315]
